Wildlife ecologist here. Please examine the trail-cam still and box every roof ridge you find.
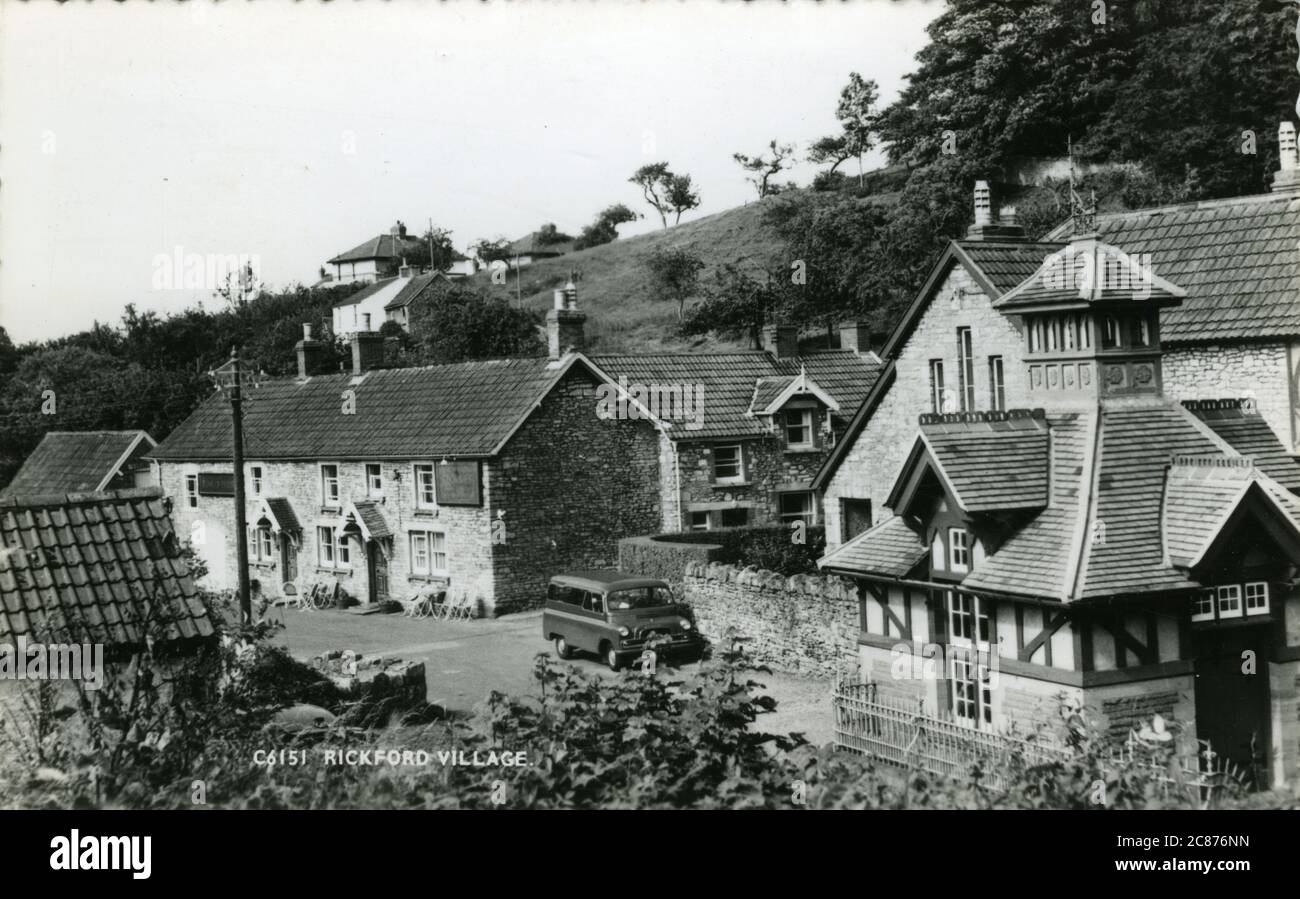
[0,486,164,509]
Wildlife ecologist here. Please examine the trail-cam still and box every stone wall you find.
[1164,341,1293,452]
[681,560,858,680]
[823,263,1028,547]
[488,366,662,613]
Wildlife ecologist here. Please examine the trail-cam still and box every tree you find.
[408,284,542,363]
[644,247,706,322]
[733,141,796,198]
[629,162,698,228]
[681,264,792,349]
[471,237,514,265]
[405,226,458,272]
[574,204,639,250]
[0,325,17,376]
[809,73,879,186]
[665,173,701,224]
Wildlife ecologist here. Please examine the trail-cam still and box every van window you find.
[582,592,604,614]
[549,584,583,605]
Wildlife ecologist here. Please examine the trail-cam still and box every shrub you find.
[652,525,825,575]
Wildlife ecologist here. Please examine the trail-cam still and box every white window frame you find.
[414,463,437,510]
[946,591,992,729]
[948,527,970,572]
[184,474,199,508]
[317,525,351,570]
[688,511,711,532]
[248,525,273,562]
[1244,581,1269,617]
[320,464,340,509]
[784,408,815,450]
[712,445,745,484]
[365,463,384,498]
[956,327,975,412]
[929,359,946,413]
[1216,584,1243,619]
[249,464,264,497]
[410,530,447,576]
[988,356,1005,412]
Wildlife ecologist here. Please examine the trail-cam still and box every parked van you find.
[543,570,701,670]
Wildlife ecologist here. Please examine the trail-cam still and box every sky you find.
[0,0,943,343]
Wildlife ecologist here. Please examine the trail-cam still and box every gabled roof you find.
[819,515,927,579]
[887,410,1051,515]
[591,351,879,441]
[1183,399,1300,489]
[1160,457,1297,569]
[813,240,1059,491]
[328,232,426,265]
[747,369,840,416]
[254,497,301,534]
[1046,191,1300,343]
[2,431,156,499]
[0,488,214,648]
[333,276,403,309]
[150,354,624,462]
[339,500,392,542]
[384,271,451,311]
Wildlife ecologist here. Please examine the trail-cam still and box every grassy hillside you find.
[474,194,796,354]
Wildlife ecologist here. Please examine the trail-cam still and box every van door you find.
[578,590,608,652]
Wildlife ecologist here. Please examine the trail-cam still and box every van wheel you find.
[554,636,574,660]
[603,644,621,671]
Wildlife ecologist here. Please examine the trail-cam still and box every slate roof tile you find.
[1,431,153,499]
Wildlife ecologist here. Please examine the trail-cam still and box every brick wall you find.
[1164,341,1293,452]
[681,560,858,679]
[824,263,1028,546]
[488,367,662,614]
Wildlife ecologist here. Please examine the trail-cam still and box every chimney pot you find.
[546,304,587,359]
[1272,122,1300,193]
[973,181,993,227]
[553,289,567,310]
[303,323,313,340]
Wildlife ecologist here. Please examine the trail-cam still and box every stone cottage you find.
[147,322,663,617]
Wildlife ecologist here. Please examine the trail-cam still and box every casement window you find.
[320,464,340,508]
[778,491,816,526]
[712,445,744,483]
[365,463,383,498]
[956,327,975,412]
[929,360,946,413]
[250,465,264,497]
[185,475,199,508]
[784,409,814,450]
[317,525,350,569]
[946,591,992,729]
[247,525,274,562]
[410,530,447,576]
[719,508,749,528]
[1244,582,1269,616]
[414,464,437,509]
[1217,584,1243,619]
[948,527,970,572]
[1190,590,1216,622]
[689,511,711,532]
[988,357,1005,412]
[1101,315,1121,349]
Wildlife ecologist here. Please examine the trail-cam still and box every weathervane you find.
[1067,135,1097,234]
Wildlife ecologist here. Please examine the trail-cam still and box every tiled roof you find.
[508,231,575,258]
[345,500,392,541]
[0,488,214,648]
[917,411,1050,512]
[819,515,927,578]
[333,276,400,309]
[955,240,1064,293]
[1183,399,1300,490]
[993,239,1185,312]
[2,431,154,499]
[328,233,426,265]
[150,355,596,462]
[384,272,450,311]
[1047,191,1300,343]
[590,351,881,441]
[257,497,301,534]
[1162,458,1258,568]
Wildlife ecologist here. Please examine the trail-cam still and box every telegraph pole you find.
[214,346,253,624]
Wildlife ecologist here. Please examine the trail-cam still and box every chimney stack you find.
[350,332,385,375]
[762,322,800,360]
[1273,122,1300,193]
[965,180,1028,242]
[295,323,330,379]
[390,220,407,239]
[546,282,586,359]
[838,320,883,357]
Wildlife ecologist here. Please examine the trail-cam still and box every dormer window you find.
[784,409,814,450]
[948,527,970,572]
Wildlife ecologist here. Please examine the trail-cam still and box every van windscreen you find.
[606,586,674,611]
